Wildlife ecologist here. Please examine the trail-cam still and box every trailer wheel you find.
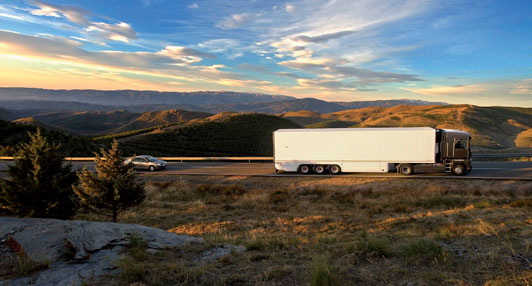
[298,165,311,174]
[399,164,413,176]
[314,165,325,174]
[329,165,341,175]
[451,164,466,176]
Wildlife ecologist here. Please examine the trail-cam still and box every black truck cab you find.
[436,129,472,175]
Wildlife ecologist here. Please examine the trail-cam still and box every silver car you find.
[123,155,167,171]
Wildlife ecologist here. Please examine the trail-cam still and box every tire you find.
[329,165,341,175]
[399,164,413,176]
[314,165,325,174]
[149,165,156,172]
[298,165,310,174]
[451,164,466,176]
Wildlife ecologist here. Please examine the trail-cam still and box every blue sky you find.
[0,0,531,106]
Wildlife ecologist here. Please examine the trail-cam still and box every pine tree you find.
[0,129,78,219]
[74,140,145,222]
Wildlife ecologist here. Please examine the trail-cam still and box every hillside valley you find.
[14,109,212,136]
[281,105,532,150]
[2,104,531,157]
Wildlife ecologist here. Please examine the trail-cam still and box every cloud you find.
[296,78,357,90]
[188,3,199,9]
[285,4,295,13]
[24,1,138,44]
[217,13,253,29]
[0,30,257,87]
[510,79,532,96]
[401,85,485,96]
[238,63,271,73]
[85,22,138,43]
[29,0,89,25]
[161,46,216,62]
[278,56,422,85]
[292,30,356,43]
[327,66,423,84]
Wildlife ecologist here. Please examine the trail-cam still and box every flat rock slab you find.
[0,217,207,286]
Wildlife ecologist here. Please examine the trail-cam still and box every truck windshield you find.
[455,140,467,149]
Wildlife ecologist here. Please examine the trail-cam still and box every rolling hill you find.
[281,105,532,150]
[15,109,212,136]
[0,108,17,121]
[119,113,301,156]
[0,119,100,156]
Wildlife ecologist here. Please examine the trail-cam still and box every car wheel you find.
[399,164,413,176]
[149,165,155,172]
[451,164,466,176]
[298,165,310,174]
[314,165,325,174]
[329,165,341,175]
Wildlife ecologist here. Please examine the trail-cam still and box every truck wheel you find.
[451,164,466,176]
[314,165,325,174]
[298,165,310,174]
[399,164,413,176]
[329,165,341,175]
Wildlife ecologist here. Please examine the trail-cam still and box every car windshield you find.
[145,156,158,162]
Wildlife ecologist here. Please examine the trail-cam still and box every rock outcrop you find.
[0,217,242,286]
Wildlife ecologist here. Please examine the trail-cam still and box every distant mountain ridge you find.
[1,97,446,118]
[0,87,293,106]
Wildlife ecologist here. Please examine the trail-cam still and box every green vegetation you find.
[0,129,78,219]
[119,113,300,156]
[93,122,181,141]
[0,251,50,279]
[74,140,145,222]
[305,120,351,128]
[0,119,100,156]
[310,256,343,286]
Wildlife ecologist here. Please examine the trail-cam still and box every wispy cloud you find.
[29,0,89,25]
[0,30,262,89]
[401,85,485,96]
[85,22,137,43]
[510,79,532,96]
[217,13,254,30]
[292,30,356,43]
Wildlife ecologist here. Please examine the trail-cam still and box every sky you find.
[0,0,531,106]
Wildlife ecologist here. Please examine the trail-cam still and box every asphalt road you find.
[2,161,531,180]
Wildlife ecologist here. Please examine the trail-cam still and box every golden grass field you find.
[79,175,532,286]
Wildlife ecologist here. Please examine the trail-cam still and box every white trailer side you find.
[273,127,436,173]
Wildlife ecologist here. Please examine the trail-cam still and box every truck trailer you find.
[273,127,472,175]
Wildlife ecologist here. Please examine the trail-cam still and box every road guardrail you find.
[1,154,530,162]
[472,153,532,160]
[0,156,274,162]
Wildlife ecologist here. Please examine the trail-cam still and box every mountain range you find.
[0,87,445,117]
[1,87,530,154]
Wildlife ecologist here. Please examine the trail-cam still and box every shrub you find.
[309,256,343,286]
[0,129,78,219]
[74,140,145,222]
[400,238,445,260]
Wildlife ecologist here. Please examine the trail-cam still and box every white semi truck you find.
[273,127,472,175]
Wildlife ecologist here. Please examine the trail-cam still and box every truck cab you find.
[436,129,472,175]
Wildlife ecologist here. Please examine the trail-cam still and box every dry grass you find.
[79,176,532,285]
